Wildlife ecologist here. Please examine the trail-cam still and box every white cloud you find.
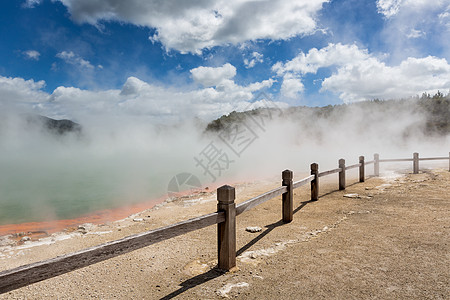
[2,66,279,121]
[22,0,42,8]
[56,51,94,69]
[190,63,237,87]
[273,43,450,103]
[406,29,425,39]
[438,6,450,29]
[376,0,403,18]
[376,0,447,18]
[439,10,450,20]
[0,75,48,105]
[49,86,119,110]
[378,0,450,62]
[244,52,264,69]
[273,43,370,76]
[55,0,328,54]
[23,50,41,60]
[280,74,304,99]
[48,75,276,121]
[322,56,450,102]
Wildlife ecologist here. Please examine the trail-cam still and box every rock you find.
[78,223,94,234]
[246,226,262,233]
[344,193,361,198]
[376,184,392,189]
[216,282,249,298]
[78,223,94,231]
[20,236,31,242]
[133,218,144,222]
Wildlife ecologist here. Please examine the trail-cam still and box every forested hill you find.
[26,115,82,135]
[206,92,450,137]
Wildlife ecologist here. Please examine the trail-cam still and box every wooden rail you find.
[419,157,449,161]
[379,158,413,162]
[1,151,449,294]
[318,168,342,177]
[236,186,287,216]
[345,163,362,170]
[0,212,224,293]
[292,174,315,189]
[375,152,450,174]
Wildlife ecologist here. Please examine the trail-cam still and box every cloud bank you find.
[273,43,450,102]
[54,0,328,53]
[0,76,48,105]
[1,63,279,122]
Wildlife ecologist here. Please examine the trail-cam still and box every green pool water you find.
[0,150,169,225]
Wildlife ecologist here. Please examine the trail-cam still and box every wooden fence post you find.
[339,159,346,190]
[282,170,293,223]
[359,156,365,182]
[374,153,380,177]
[413,152,419,174]
[217,185,236,271]
[310,163,319,201]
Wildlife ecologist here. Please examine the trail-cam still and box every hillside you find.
[206,92,450,138]
[26,115,82,135]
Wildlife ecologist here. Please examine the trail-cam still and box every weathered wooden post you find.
[413,152,419,174]
[359,156,365,182]
[282,170,293,223]
[339,159,346,190]
[310,163,319,201]
[374,153,380,177]
[217,185,236,271]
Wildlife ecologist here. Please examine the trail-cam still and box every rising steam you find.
[0,95,449,225]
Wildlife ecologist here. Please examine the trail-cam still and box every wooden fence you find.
[1,152,449,294]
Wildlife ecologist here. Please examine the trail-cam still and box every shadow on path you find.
[236,199,315,256]
[160,268,226,300]
[160,199,315,299]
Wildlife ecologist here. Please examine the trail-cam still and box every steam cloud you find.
[0,97,449,225]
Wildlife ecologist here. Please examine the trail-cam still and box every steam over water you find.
[0,100,449,226]
[0,115,202,225]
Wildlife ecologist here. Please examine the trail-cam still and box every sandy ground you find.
[0,167,449,299]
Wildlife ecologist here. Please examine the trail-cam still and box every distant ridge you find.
[26,115,82,135]
[205,92,450,137]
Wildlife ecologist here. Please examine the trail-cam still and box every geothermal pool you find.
[0,156,168,226]
[0,117,212,227]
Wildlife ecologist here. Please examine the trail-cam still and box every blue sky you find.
[1,0,449,121]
